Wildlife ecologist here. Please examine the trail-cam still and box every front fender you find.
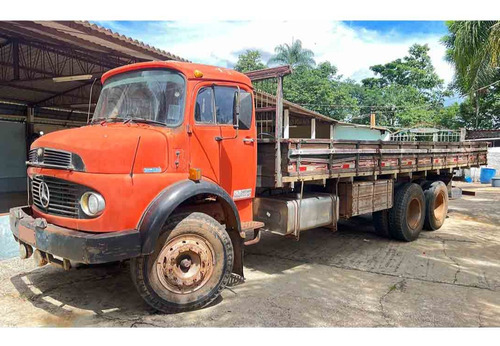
[138,179,241,254]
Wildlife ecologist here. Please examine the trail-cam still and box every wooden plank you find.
[338,180,393,218]
[462,190,476,196]
[245,65,292,81]
[257,136,488,187]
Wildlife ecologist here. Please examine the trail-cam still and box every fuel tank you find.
[253,193,339,236]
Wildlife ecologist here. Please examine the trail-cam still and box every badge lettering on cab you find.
[233,188,252,200]
[143,167,161,173]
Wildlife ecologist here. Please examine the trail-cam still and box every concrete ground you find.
[0,182,499,327]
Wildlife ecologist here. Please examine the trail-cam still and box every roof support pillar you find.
[26,106,35,156]
[311,118,316,139]
[275,76,283,187]
[330,124,335,140]
[12,39,19,80]
[460,128,466,142]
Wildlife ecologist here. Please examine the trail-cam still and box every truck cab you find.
[10,61,257,313]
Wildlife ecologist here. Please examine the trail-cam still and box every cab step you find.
[241,221,265,246]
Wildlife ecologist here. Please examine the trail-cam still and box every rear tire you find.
[423,181,449,231]
[388,183,425,242]
[130,212,234,313]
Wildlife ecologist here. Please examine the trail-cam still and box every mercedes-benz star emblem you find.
[39,182,50,208]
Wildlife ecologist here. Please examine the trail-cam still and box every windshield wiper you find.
[132,118,167,127]
[90,117,107,124]
[91,117,165,127]
[91,116,127,124]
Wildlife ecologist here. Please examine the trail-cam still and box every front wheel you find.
[131,212,234,313]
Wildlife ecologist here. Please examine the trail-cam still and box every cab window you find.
[238,90,252,130]
[195,87,214,123]
[214,86,236,125]
[195,85,252,129]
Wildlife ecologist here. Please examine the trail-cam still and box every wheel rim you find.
[407,198,422,230]
[433,191,446,222]
[156,234,215,295]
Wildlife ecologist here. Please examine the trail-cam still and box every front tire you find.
[131,212,234,313]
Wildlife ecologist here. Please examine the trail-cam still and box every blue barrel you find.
[480,167,497,184]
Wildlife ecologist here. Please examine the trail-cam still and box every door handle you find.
[243,138,255,143]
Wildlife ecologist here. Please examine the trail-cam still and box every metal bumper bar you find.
[9,206,141,264]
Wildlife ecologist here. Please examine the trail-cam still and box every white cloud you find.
[102,21,455,85]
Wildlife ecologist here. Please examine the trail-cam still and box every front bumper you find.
[9,206,141,264]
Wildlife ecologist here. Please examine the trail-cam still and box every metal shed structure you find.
[0,21,186,193]
[254,89,389,141]
[0,21,186,124]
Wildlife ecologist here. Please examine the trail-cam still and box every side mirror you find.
[233,89,240,129]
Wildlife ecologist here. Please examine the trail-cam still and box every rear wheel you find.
[423,181,448,231]
[131,212,234,313]
[389,183,425,242]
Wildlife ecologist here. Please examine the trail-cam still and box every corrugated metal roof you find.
[254,89,389,132]
[0,21,188,62]
[0,21,189,112]
[255,89,339,123]
[466,129,500,139]
[67,21,189,62]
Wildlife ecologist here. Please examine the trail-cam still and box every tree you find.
[362,44,443,91]
[355,84,437,127]
[282,62,359,120]
[442,21,500,94]
[359,44,447,128]
[235,41,457,129]
[234,50,266,72]
[455,85,500,129]
[442,21,500,129]
[434,103,461,129]
[268,39,315,68]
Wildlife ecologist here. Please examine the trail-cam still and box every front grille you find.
[28,149,37,162]
[31,176,81,218]
[27,147,84,171]
[43,148,72,167]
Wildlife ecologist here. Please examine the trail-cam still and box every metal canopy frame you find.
[0,21,186,126]
[245,65,292,187]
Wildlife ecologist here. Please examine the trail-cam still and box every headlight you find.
[80,192,105,216]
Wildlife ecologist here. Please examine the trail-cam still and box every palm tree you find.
[268,39,316,68]
[443,21,500,95]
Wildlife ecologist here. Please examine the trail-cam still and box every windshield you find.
[93,69,186,126]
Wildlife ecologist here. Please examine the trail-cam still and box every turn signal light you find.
[193,70,203,78]
[189,167,202,181]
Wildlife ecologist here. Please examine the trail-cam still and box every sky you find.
[95,20,453,86]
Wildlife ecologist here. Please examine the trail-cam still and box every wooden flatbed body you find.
[257,138,488,188]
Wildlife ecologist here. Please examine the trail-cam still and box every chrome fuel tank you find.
[253,193,338,236]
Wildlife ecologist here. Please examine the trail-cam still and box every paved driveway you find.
[0,182,499,327]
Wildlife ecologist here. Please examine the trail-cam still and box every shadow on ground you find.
[0,182,498,327]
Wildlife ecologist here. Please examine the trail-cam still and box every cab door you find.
[189,83,257,220]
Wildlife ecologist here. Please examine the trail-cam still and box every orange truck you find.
[9,61,488,313]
